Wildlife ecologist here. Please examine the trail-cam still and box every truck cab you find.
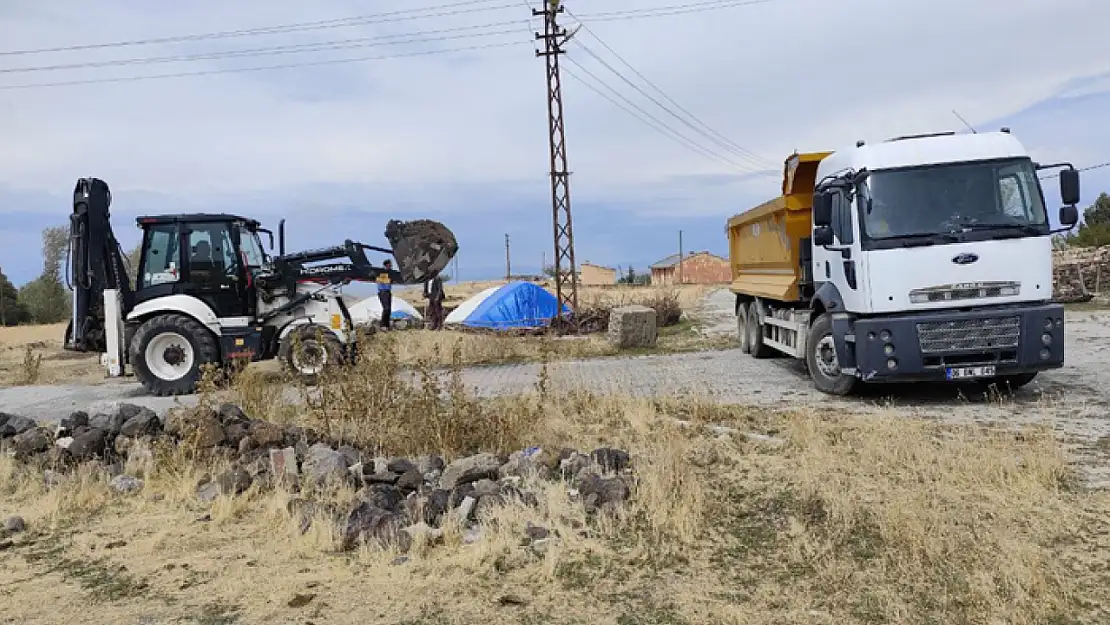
[728,129,1081,395]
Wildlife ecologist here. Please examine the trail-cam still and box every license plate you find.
[945,365,996,380]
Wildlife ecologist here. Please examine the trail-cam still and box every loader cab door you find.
[183,221,250,320]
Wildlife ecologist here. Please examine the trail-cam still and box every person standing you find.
[377,259,393,330]
[424,275,445,330]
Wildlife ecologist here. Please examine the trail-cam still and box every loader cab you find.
[135,213,267,320]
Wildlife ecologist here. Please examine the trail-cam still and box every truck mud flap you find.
[830,314,857,373]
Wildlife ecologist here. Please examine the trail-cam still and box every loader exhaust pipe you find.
[278,219,286,256]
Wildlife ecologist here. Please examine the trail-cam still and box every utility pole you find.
[678,230,684,286]
[505,233,511,280]
[535,0,579,324]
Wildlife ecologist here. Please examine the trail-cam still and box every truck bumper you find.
[851,303,1065,383]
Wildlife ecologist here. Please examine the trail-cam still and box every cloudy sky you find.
[1,0,1109,290]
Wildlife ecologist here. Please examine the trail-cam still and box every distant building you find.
[579,262,616,286]
[650,251,730,285]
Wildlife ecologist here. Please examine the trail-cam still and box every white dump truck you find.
[726,129,1081,395]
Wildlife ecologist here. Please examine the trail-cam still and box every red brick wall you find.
[651,253,730,285]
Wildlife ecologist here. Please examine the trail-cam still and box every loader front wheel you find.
[131,314,219,396]
[279,324,344,385]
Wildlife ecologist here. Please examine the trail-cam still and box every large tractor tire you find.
[278,324,344,385]
[130,313,220,396]
[804,313,858,396]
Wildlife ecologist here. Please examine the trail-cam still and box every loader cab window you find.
[139,223,181,289]
[237,225,266,269]
[186,222,240,284]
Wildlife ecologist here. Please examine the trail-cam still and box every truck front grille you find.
[915,316,1021,354]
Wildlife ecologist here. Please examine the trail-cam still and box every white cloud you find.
[0,0,1108,216]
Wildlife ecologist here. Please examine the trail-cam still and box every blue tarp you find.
[450,281,571,330]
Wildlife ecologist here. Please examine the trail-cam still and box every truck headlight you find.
[1044,318,1053,331]
[886,358,898,370]
[884,344,895,356]
[1041,333,1052,347]
[879,330,892,342]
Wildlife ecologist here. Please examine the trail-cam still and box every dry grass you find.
[2,347,1109,624]
[0,283,727,389]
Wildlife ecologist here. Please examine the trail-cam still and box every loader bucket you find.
[384,219,459,284]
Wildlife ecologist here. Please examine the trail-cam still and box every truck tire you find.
[130,313,220,396]
[737,303,751,354]
[805,313,858,396]
[746,300,774,359]
[279,324,344,386]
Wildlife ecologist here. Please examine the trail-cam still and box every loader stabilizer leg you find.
[102,288,126,378]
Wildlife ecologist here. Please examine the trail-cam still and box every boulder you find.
[440,453,502,490]
[607,305,658,349]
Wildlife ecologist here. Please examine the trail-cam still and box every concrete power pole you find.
[678,229,684,286]
[535,0,579,324]
[505,233,511,281]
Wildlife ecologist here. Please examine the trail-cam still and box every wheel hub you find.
[163,345,185,366]
[814,335,840,377]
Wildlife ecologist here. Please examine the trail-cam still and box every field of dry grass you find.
[2,342,1110,624]
[0,284,726,389]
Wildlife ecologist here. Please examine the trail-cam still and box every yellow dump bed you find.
[727,151,831,302]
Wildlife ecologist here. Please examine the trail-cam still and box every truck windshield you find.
[860,158,1048,244]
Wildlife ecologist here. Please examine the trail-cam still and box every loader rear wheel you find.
[130,313,219,396]
[279,324,344,386]
[805,313,857,396]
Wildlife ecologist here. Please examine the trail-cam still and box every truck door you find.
[183,221,249,320]
[815,188,868,312]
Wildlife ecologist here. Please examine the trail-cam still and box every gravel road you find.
[3,290,1109,483]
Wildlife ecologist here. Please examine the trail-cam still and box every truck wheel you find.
[130,313,219,396]
[746,301,773,359]
[279,324,344,385]
[805,313,857,396]
[737,303,751,354]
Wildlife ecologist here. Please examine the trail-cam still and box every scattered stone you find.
[441,453,502,490]
[359,484,405,513]
[109,475,144,494]
[577,474,631,513]
[456,496,477,522]
[287,593,315,608]
[559,451,591,478]
[217,403,248,425]
[342,502,410,552]
[197,468,252,502]
[337,445,363,467]
[463,527,483,545]
[67,428,108,459]
[395,469,423,492]
[119,408,161,437]
[0,413,36,438]
[0,539,13,551]
[607,304,658,349]
[364,471,400,485]
[403,522,444,545]
[269,447,299,484]
[524,522,549,541]
[303,443,349,486]
[471,479,501,497]
[415,454,445,478]
[54,436,74,450]
[591,447,630,472]
[499,447,556,480]
[5,516,26,533]
[473,494,505,520]
[166,408,225,447]
[89,411,126,436]
[12,427,52,457]
[247,419,284,450]
[387,457,417,474]
[222,422,248,449]
[498,593,529,606]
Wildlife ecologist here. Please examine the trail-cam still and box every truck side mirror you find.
[1059,205,1079,228]
[813,225,834,247]
[813,192,833,227]
[1060,168,1080,206]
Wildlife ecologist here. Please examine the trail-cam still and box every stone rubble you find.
[1053,246,1110,303]
[0,401,635,555]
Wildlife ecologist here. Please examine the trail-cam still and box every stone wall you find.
[1053,246,1110,302]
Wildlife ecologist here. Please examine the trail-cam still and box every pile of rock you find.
[0,403,634,554]
[1053,246,1110,302]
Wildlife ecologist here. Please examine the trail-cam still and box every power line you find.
[582,0,783,22]
[0,1,519,56]
[0,0,785,57]
[568,41,768,174]
[1,23,529,74]
[565,6,774,171]
[1039,161,1110,180]
[0,40,528,91]
[564,58,756,173]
